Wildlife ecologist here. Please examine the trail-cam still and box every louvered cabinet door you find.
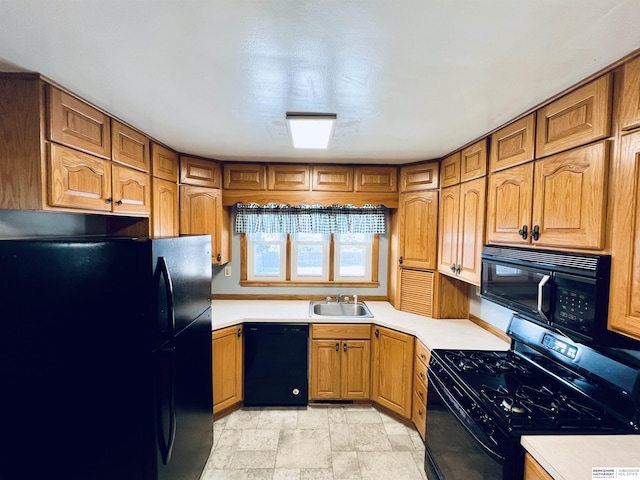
[399,269,435,317]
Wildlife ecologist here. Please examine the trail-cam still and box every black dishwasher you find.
[243,323,309,407]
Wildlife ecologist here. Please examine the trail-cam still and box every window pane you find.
[296,244,324,276]
[338,244,366,276]
[294,233,328,242]
[253,244,281,276]
[249,232,285,242]
[335,233,370,243]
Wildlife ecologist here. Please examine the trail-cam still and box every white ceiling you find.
[1,1,640,164]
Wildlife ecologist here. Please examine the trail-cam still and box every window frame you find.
[241,233,379,287]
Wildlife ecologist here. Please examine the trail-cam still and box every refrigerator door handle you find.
[156,345,177,465]
[158,256,176,337]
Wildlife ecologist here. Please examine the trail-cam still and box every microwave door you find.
[537,274,552,323]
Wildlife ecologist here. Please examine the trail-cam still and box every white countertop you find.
[521,435,640,479]
[210,300,510,351]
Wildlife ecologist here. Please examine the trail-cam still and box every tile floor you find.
[201,405,428,480]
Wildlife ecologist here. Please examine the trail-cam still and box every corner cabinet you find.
[398,191,439,269]
[486,141,609,250]
[309,324,370,401]
[608,131,640,342]
[371,325,414,419]
[212,325,243,415]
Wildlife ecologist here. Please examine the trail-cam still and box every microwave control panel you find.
[554,287,595,335]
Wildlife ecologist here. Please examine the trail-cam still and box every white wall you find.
[468,283,514,332]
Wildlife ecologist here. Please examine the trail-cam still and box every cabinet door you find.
[531,141,608,249]
[267,164,310,191]
[400,162,439,192]
[341,340,370,400]
[621,56,640,131]
[456,177,486,284]
[48,86,111,159]
[212,326,243,413]
[151,177,179,237]
[310,340,342,400]
[312,165,354,192]
[437,185,460,275]
[354,166,397,192]
[489,114,535,172]
[180,185,223,264]
[151,143,179,182]
[536,74,612,157]
[224,163,266,190]
[111,120,150,172]
[371,326,414,418]
[48,144,112,212]
[180,156,222,188]
[440,152,461,188]
[399,191,439,269]
[486,162,534,245]
[460,138,487,182]
[111,164,151,215]
[523,453,553,480]
[608,131,640,341]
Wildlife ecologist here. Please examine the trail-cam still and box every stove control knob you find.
[481,418,495,436]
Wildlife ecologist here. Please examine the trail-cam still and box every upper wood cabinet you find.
[48,144,150,216]
[438,177,486,285]
[536,74,612,158]
[440,152,461,188]
[608,131,640,342]
[398,191,438,269]
[354,166,397,192]
[111,120,150,172]
[400,162,439,192]
[371,325,414,419]
[309,324,370,401]
[212,325,243,414]
[48,86,111,159]
[151,143,179,182]
[267,164,310,190]
[312,165,354,192]
[490,114,536,172]
[224,163,266,190]
[621,56,640,132]
[487,141,609,250]
[180,185,229,264]
[151,178,179,237]
[460,139,487,182]
[180,155,222,188]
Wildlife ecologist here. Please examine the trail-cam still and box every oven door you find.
[481,258,553,325]
[425,371,515,480]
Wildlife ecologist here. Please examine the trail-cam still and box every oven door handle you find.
[537,274,551,323]
[428,373,505,463]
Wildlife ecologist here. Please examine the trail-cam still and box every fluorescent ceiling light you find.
[286,113,337,149]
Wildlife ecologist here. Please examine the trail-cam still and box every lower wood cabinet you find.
[371,325,414,418]
[523,453,553,480]
[212,325,243,414]
[310,324,370,401]
[411,339,430,440]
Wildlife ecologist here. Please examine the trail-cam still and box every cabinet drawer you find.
[111,120,149,172]
[48,86,111,159]
[414,355,428,387]
[412,391,426,440]
[415,340,431,367]
[413,374,427,406]
[536,74,612,158]
[312,323,371,340]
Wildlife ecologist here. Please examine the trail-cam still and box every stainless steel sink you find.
[309,301,373,318]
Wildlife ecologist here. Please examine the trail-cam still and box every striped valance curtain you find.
[234,203,386,234]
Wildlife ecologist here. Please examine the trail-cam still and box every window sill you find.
[239,280,380,288]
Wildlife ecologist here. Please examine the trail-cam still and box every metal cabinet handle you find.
[399,256,403,265]
[420,353,427,360]
[418,390,424,398]
[419,371,425,379]
[115,199,123,206]
[450,263,456,272]
[237,328,242,337]
[216,253,222,262]
[530,225,540,241]
[335,343,340,352]
[343,343,347,352]
[518,225,528,240]
[374,329,379,338]
[455,264,461,274]
[106,197,113,204]
[419,409,423,416]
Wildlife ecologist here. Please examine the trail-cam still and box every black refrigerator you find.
[0,235,213,480]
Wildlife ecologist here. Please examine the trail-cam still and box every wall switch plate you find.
[224,266,232,277]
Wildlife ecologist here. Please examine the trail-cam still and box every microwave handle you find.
[537,274,551,322]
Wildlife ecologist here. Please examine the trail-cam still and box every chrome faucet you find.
[336,294,344,303]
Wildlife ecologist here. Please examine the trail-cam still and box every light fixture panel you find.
[286,113,337,149]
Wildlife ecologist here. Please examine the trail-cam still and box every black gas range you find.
[424,315,640,480]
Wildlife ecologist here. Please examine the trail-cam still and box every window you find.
[243,233,378,285]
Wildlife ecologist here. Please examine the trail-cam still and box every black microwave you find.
[480,245,637,349]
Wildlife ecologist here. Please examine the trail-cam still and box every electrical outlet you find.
[224,266,232,277]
